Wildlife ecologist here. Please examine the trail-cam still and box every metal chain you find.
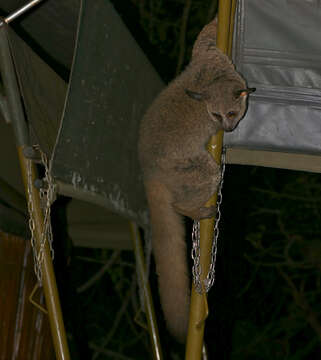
[27,157,39,280]
[38,147,55,261]
[204,149,226,292]
[191,219,202,293]
[26,145,55,284]
[192,148,226,294]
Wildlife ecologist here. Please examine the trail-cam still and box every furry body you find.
[138,19,252,342]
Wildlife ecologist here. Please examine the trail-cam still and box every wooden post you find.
[130,222,163,360]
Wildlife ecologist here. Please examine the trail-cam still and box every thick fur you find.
[144,180,190,342]
[138,18,251,342]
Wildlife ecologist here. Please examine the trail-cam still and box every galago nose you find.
[224,122,238,132]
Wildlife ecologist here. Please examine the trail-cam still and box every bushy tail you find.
[145,180,190,343]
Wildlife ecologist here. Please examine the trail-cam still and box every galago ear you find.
[246,87,256,95]
[234,87,256,98]
[185,89,205,101]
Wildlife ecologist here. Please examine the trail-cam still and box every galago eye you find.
[227,111,236,118]
[212,112,223,122]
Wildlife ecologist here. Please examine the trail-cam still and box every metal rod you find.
[228,0,237,56]
[185,1,235,359]
[130,222,163,360]
[4,0,45,24]
[0,23,71,360]
[17,148,71,360]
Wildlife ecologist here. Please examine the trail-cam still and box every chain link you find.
[192,148,226,294]
[27,158,39,280]
[26,145,55,284]
[191,219,202,293]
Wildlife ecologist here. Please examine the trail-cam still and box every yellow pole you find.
[17,147,71,360]
[0,22,71,359]
[228,0,237,56]
[0,21,70,359]
[185,1,235,359]
[130,222,163,360]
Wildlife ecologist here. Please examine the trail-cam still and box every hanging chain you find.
[192,148,226,294]
[204,148,226,292]
[27,157,39,280]
[191,219,202,293]
[26,145,55,284]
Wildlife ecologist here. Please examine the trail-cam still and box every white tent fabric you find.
[224,0,321,172]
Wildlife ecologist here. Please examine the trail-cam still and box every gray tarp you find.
[225,0,321,171]
[4,0,162,228]
[1,0,79,70]
[8,27,66,156]
[51,0,163,227]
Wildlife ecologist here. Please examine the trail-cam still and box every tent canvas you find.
[5,0,163,229]
[50,0,163,228]
[225,0,321,172]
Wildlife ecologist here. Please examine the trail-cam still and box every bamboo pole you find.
[185,1,235,359]
[130,222,163,360]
